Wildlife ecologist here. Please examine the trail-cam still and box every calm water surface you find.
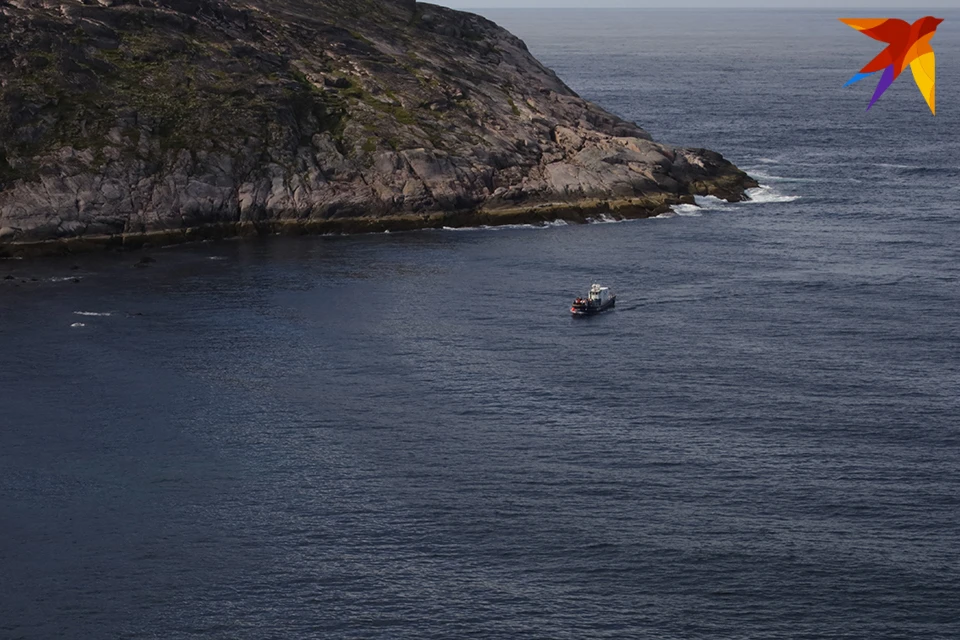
[2,10,959,639]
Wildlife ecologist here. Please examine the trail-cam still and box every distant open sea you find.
[2,9,959,639]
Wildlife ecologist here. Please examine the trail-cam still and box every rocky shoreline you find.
[1,0,756,256]
[0,180,756,258]
[0,194,679,258]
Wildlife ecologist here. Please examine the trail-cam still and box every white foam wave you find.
[587,214,629,224]
[74,311,112,317]
[747,170,822,183]
[745,185,801,204]
[756,157,781,165]
[876,163,921,170]
[441,224,531,232]
[693,195,731,210]
[672,204,702,217]
[441,220,568,232]
[49,276,80,283]
[70,322,86,328]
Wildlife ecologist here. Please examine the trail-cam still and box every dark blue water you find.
[2,10,959,639]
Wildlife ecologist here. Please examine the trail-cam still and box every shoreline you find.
[0,192,710,259]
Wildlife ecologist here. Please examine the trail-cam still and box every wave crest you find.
[745,185,801,204]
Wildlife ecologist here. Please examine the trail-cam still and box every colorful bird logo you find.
[841,17,943,115]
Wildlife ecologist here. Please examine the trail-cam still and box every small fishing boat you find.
[571,284,616,316]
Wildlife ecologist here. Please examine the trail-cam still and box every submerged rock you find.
[0,0,756,255]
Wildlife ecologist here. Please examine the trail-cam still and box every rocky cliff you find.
[0,0,756,255]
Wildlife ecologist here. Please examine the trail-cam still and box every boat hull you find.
[571,296,616,316]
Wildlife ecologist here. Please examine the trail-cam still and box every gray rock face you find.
[0,0,756,249]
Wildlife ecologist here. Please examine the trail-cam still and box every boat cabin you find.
[588,284,612,305]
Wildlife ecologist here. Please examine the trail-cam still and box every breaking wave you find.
[441,219,568,232]
[74,311,112,317]
[745,185,801,204]
[441,224,534,232]
[747,170,823,183]
[587,214,621,224]
[694,195,734,210]
[665,183,799,217]
[671,204,702,217]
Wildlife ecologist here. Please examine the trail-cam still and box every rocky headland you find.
[0,0,757,257]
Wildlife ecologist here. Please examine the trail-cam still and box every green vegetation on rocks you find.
[0,0,755,253]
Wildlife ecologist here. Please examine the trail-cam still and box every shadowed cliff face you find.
[0,0,756,248]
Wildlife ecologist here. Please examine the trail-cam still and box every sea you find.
[1,9,958,639]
